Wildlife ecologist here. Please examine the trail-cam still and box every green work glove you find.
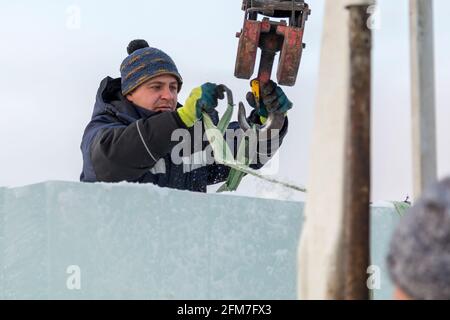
[177,83,224,127]
[246,80,293,124]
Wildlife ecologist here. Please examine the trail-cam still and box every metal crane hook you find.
[238,102,285,141]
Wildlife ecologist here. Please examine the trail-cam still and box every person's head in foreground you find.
[387,177,450,300]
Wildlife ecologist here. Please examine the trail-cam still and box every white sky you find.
[0,0,449,202]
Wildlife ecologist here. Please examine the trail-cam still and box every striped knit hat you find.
[120,39,183,96]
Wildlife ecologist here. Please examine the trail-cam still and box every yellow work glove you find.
[177,83,224,127]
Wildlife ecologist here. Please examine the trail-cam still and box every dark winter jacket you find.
[80,77,288,192]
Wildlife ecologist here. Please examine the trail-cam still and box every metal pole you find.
[297,0,374,300]
[343,4,372,300]
[410,0,437,199]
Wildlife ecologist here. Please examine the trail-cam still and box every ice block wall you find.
[0,181,401,299]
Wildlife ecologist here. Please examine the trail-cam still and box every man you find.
[80,40,292,192]
[387,177,450,300]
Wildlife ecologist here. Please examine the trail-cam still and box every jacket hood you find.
[92,76,160,123]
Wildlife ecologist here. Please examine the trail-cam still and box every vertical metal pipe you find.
[410,0,437,199]
[343,4,372,300]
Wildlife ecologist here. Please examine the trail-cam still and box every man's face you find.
[126,74,178,112]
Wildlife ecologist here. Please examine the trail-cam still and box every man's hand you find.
[246,80,293,124]
[177,83,224,127]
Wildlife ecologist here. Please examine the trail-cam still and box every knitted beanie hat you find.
[120,39,183,96]
[387,177,450,299]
